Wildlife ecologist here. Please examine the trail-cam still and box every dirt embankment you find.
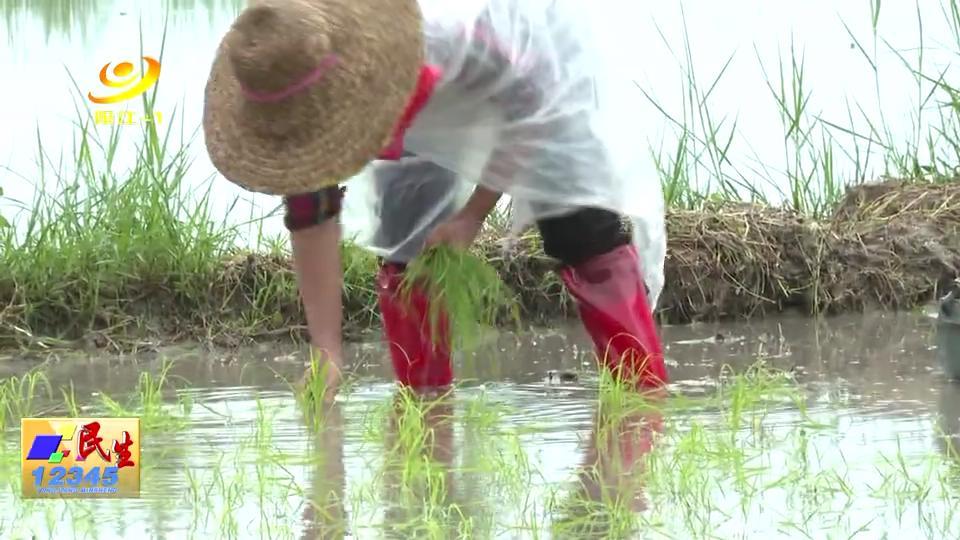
[2,179,958,352]
[658,179,960,323]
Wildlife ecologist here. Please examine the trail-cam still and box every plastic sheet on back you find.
[344,0,667,308]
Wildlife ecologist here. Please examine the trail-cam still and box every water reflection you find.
[3,309,960,537]
[550,405,662,539]
[330,387,669,539]
[377,391,462,538]
[300,404,347,540]
[1,0,101,41]
[163,0,244,11]
[662,309,941,409]
[0,0,244,46]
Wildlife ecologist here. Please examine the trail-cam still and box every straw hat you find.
[203,0,425,195]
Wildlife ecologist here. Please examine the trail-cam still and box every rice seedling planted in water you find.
[97,358,192,430]
[0,369,53,429]
[0,358,958,538]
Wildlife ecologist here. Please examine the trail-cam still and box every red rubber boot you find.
[376,262,454,389]
[559,244,668,388]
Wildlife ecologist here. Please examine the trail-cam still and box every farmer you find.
[202,0,669,397]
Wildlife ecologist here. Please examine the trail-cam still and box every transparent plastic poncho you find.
[341,0,667,308]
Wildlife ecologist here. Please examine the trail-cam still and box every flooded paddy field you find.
[3,1,960,538]
[1,308,958,539]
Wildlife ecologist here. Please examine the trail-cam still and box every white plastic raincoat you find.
[341,0,667,308]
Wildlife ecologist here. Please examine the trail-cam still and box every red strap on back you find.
[379,65,443,160]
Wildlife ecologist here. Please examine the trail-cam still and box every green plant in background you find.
[399,244,521,352]
[0,369,53,429]
[0,187,7,229]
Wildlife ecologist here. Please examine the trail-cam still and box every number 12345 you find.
[31,465,119,488]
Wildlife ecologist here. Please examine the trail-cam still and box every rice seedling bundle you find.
[398,245,520,351]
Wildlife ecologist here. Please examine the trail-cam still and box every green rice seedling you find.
[0,437,18,502]
[0,370,53,429]
[294,347,353,428]
[488,429,535,508]
[399,244,521,351]
[595,370,668,425]
[461,387,512,430]
[387,389,452,484]
[302,484,350,540]
[449,393,531,534]
[714,360,803,436]
[551,491,640,540]
[60,381,81,417]
[183,467,204,510]
[97,358,191,430]
[201,450,247,538]
[370,388,466,538]
[252,396,275,454]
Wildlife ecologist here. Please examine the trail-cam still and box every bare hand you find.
[424,212,484,251]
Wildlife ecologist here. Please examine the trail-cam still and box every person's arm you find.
[285,188,346,368]
[458,184,503,223]
[290,220,343,365]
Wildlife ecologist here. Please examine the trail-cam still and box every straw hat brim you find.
[202,0,425,196]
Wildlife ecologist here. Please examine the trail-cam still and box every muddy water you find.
[1,308,958,539]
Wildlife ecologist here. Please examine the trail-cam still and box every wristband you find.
[283,186,345,232]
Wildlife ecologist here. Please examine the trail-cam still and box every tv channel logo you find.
[87,56,163,127]
[21,418,141,499]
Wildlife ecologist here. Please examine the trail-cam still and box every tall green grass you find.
[647,0,960,218]
[0,28,303,347]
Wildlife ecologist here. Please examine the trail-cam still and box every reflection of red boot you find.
[376,263,454,389]
[559,244,668,388]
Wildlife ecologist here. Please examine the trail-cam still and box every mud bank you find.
[2,179,958,352]
[661,178,960,322]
